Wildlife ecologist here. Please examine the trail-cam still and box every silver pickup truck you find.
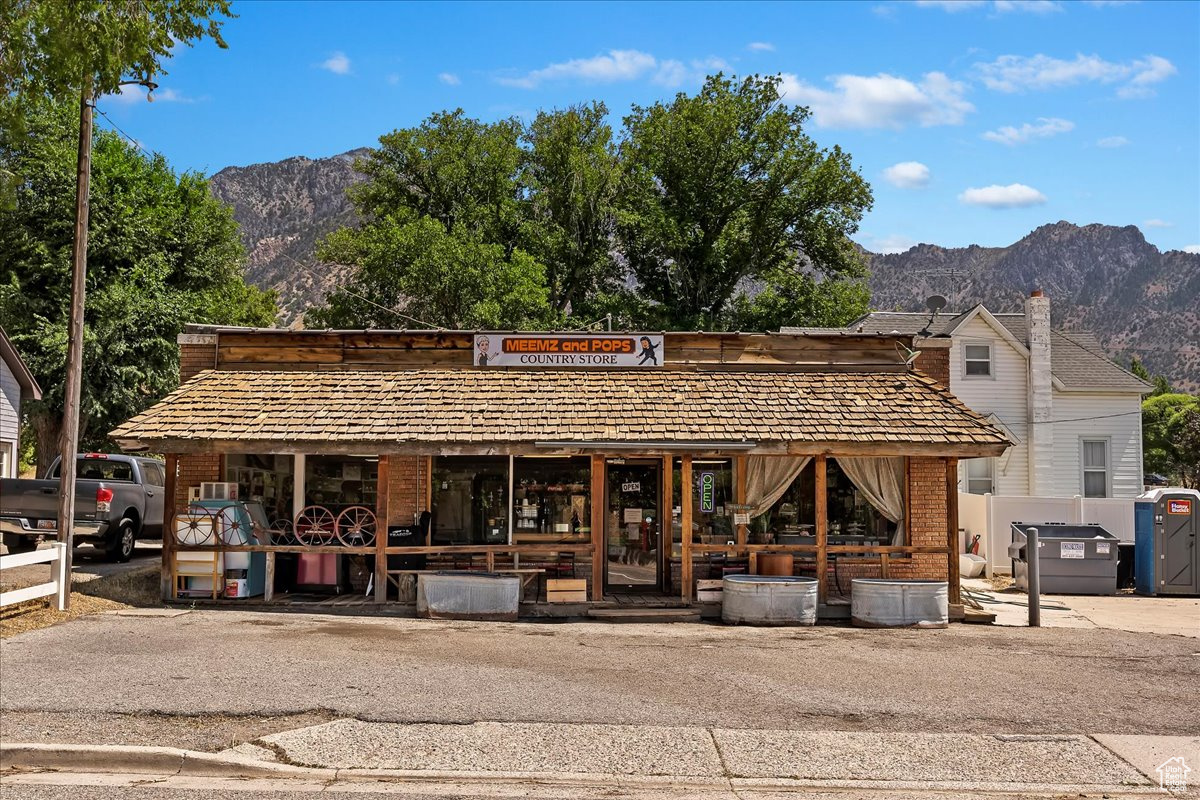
[0,453,166,562]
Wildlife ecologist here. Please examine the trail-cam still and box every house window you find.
[964,343,992,377]
[965,458,995,495]
[0,442,11,478]
[1082,439,1110,498]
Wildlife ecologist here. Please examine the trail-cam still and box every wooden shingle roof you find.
[111,369,1010,456]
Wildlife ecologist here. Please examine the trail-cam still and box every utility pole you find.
[55,83,94,609]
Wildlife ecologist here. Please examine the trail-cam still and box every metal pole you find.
[55,84,94,610]
[1026,526,1040,627]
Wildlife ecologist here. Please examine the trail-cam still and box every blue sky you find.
[97,0,1200,254]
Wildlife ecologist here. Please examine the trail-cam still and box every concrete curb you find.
[0,741,1170,796]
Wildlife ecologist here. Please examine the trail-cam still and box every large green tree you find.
[616,74,873,330]
[520,102,622,317]
[309,110,554,329]
[0,101,276,472]
[1142,393,1200,488]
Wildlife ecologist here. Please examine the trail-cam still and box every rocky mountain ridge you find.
[207,149,1200,390]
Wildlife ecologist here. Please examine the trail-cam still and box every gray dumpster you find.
[1009,522,1119,595]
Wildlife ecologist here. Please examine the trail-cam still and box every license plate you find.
[36,519,57,530]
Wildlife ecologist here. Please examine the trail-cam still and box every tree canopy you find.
[0,100,276,470]
[309,74,873,332]
[1142,392,1200,488]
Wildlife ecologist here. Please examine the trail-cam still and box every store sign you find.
[699,472,715,513]
[1167,499,1192,515]
[473,333,664,367]
[621,482,641,493]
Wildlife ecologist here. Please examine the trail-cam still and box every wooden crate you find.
[696,579,723,603]
[547,578,587,603]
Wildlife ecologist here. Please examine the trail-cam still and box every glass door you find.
[605,461,662,591]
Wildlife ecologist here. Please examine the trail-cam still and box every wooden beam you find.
[946,457,961,605]
[590,454,604,601]
[815,455,828,604]
[735,454,748,547]
[662,455,672,594]
[680,455,693,601]
[161,454,177,601]
[374,455,389,603]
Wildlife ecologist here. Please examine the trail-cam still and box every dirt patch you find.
[0,709,339,752]
[0,566,160,639]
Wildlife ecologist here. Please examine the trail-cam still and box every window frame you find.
[964,457,995,495]
[962,341,994,379]
[1080,437,1111,499]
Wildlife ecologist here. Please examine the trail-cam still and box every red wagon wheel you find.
[270,518,295,546]
[336,505,377,547]
[175,510,217,546]
[212,503,245,545]
[294,505,336,546]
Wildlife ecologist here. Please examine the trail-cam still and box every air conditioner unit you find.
[200,482,238,501]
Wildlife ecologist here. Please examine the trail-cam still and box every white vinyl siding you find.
[949,317,1031,495]
[1,359,20,478]
[1050,392,1143,498]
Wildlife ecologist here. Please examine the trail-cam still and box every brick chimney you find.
[1025,290,1054,494]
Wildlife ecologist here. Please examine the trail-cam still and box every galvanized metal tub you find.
[416,572,520,622]
[851,579,948,628]
[722,575,818,626]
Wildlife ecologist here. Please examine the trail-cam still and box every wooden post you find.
[815,455,828,604]
[735,454,748,547]
[374,455,390,603]
[590,454,605,601]
[946,457,961,605]
[161,454,177,601]
[662,456,672,594]
[424,456,433,546]
[680,455,693,601]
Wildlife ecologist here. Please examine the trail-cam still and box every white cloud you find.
[993,0,1063,13]
[438,72,461,86]
[497,49,656,88]
[982,117,1073,145]
[1096,135,1130,148]
[386,73,400,86]
[1182,245,1200,254]
[959,183,1047,208]
[747,42,775,51]
[105,84,192,104]
[778,71,973,128]
[1143,219,1174,229]
[320,51,352,75]
[883,161,932,189]
[1083,0,1138,6]
[869,234,919,254]
[914,0,986,10]
[975,53,1176,98]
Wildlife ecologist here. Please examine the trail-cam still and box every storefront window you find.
[755,459,897,545]
[513,457,590,543]
[226,454,295,525]
[303,455,379,519]
[680,459,735,545]
[431,456,508,545]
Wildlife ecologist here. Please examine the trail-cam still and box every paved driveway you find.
[0,541,161,592]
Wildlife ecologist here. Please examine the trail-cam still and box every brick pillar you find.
[385,456,428,529]
[178,333,218,381]
[174,454,222,511]
[913,337,951,387]
[895,456,950,582]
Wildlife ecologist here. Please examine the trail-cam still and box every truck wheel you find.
[105,519,136,563]
[2,532,37,555]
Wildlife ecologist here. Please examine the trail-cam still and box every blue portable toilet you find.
[1136,488,1200,596]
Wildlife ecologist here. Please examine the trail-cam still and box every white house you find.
[0,327,42,478]
[842,292,1150,499]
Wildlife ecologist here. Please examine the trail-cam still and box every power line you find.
[93,107,154,158]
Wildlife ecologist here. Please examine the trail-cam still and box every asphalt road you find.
[2,609,1197,747]
[0,540,161,592]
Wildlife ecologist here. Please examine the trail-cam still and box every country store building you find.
[110,326,1009,618]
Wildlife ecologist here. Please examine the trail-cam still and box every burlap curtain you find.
[835,457,906,545]
[745,456,812,518]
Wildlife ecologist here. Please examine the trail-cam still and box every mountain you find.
[206,152,1200,390]
[866,222,1200,392]
[208,149,369,322]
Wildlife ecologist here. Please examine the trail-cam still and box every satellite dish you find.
[925,295,947,313]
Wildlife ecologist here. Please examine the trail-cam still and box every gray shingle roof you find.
[846,309,1149,393]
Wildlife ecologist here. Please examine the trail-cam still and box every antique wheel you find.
[335,506,377,547]
[175,511,217,546]
[212,503,245,545]
[270,518,295,546]
[294,505,336,546]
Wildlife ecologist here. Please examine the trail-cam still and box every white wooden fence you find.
[0,542,68,610]
[958,493,1135,577]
